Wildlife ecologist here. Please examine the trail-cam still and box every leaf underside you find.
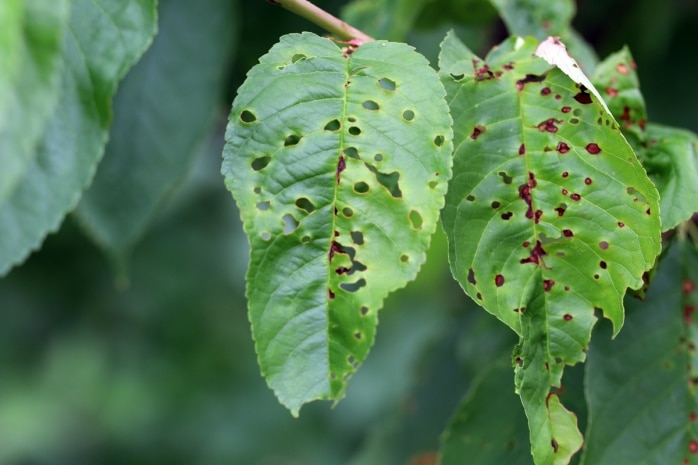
[223,32,453,415]
[439,32,661,465]
[0,0,157,276]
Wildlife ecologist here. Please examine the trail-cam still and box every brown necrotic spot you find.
[519,144,526,155]
[251,155,271,171]
[570,193,581,201]
[516,73,546,90]
[561,171,569,178]
[563,229,573,237]
[618,221,625,228]
[557,142,570,154]
[541,87,551,95]
[599,241,609,250]
[544,280,554,291]
[360,306,369,316]
[585,177,592,185]
[600,261,607,269]
[468,268,476,285]
[240,110,256,123]
[471,125,486,140]
[354,332,362,340]
[520,240,547,266]
[495,274,505,287]
[538,118,562,133]
[586,143,601,154]
[556,204,567,217]
[564,313,573,321]
[574,86,593,104]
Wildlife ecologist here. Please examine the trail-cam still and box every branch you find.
[269,0,374,44]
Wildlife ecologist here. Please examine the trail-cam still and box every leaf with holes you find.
[591,47,698,231]
[583,241,698,464]
[439,32,661,465]
[222,32,453,415]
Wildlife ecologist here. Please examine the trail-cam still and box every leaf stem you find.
[269,0,374,43]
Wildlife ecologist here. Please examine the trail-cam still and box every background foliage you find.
[1,0,697,464]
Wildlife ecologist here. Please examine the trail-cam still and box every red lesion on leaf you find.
[336,156,346,183]
[471,125,486,140]
[556,142,570,154]
[684,279,695,295]
[684,305,695,324]
[520,240,548,267]
[516,73,546,91]
[544,279,554,291]
[573,86,593,104]
[328,289,335,299]
[541,87,551,95]
[585,177,592,185]
[605,86,619,97]
[473,59,495,81]
[618,221,625,228]
[690,440,698,454]
[616,63,630,75]
[570,193,581,201]
[564,313,573,320]
[561,106,571,113]
[495,274,505,287]
[538,118,562,133]
[562,229,573,237]
[586,143,601,154]
[519,144,526,155]
[519,172,539,222]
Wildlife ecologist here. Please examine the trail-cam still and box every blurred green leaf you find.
[75,0,239,262]
[488,0,574,39]
[439,32,661,465]
[341,0,428,41]
[582,240,698,464]
[0,0,157,276]
[223,32,453,415]
[0,0,67,203]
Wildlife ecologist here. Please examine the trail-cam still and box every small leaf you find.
[75,0,239,261]
[583,241,698,464]
[439,32,661,465]
[223,32,453,415]
[0,0,68,202]
[0,0,157,276]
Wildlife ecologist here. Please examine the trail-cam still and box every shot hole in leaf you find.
[354,332,362,340]
[261,231,271,241]
[378,77,396,91]
[291,53,307,63]
[450,73,465,80]
[471,125,486,139]
[344,147,359,159]
[341,279,367,293]
[342,207,354,218]
[300,235,311,244]
[362,100,379,111]
[374,153,384,162]
[295,197,316,213]
[402,110,415,121]
[409,210,423,229]
[350,231,364,245]
[253,186,262,194]
[284,134,302,146]
[348,116,357,123]
[348,126,361,136]
[428,180,438,189]
[282,214,299,235]
[501,212,513,220]
[468,268,476,285]
[466,195,476,202]
[360,306,369,316]
[354,182,369,194]
[251,156,271,171]
[324,119,341,131]
[240,110,257,123]
[600,261,607,269]
[400,254,409,263]
[434,135,445,147]
[498,171,513,184]
[256,201,270,211]
[366,165,402,198]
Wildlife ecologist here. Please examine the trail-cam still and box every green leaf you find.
[0,0,68,202]
[0,0,157,276]
[439,32,661,465]
[75,0,239,261]
[222,32,453,415]
[440,358,534,465]
[582,240,698,464]
[341,0,428,41]
[488,0,574,39]
[591,48,698,230]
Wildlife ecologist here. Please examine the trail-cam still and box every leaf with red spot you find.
[591,47,698,231]
[439,32,661,465]
[223,32,453,415]
[583,241,698,464]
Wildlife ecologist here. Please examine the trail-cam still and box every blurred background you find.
[0,0,696,464]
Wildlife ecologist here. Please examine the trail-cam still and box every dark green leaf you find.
[341,0,428,41]
[223,32,453,415]
[0,0,157,276]
[75,0,239,260]
[0,0,68,202]
[488,0,574,39]
[582,241,698,464]
[439,32,661,465]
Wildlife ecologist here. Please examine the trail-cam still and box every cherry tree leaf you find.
[439,32,661,465]
[0,0,157,276]
[222,32,453,415]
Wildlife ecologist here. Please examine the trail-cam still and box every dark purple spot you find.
[495,274,505,287]
[516,73,546,90]
[585,177,592,185]
[329,241,342,260]
[573,86,593,104]
[491,201,501,209]
[561,106,571,113]
[563,229,573,237]
[477,292,482,300]
[599,241,609,250]
[519,172,537,222]
[646,208,651,215]
[335,267,350,275]
[594,274,600,280]
[564,313,573,321]
[618,222,625,228]
[586,143,601,154]
[471,125,486,140]
[354,332,362,340]
[561,188,568,195]
[503,62,515,71]
[523,241,530,248]
[564,286,570,291]
[600,261,607,269]
[336,156,346,183]
[328,289,335,299]
[468,268,477,285]
[544,280,554,291]
[538,118,562,133]
[570,193,581,201]
[535,210,543,223]
[557,142,570,154]
[519,144,526,155]
[541,87,551,95]
[520,240,547,266]
[552,439,559,453]
[555,204,567,217]
[501,212,513,220]
[555,94,561,100]
[473,60,495,81]
[561,171,569,178]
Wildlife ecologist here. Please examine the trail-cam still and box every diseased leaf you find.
[583,241,698,464]
[75,0,239,261]
[0,0,157,276]
[0,0,68,202]
[222,32,453,415]
[591,47,698,230]
[440,358,534,465]
[439,32,661,465]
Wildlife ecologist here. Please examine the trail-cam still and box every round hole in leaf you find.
[409,210,423,229]
[342,207,354,217]
[251,156,271,171]
[256,201,270,211]
[378,77,396,91]
[360,306,369,316]
[570,118,580,124]
[291,53,307,63]
[354,182,369,194]
[349,126,361,136]
[295,197,316,213]
[434,135,445,147]
[351,231,364,245]
[261,231,271,241]
[301,235,311,244]
[400,254,409,263]
[282,214,299,235]
[362,100,380,111]
[428,180,438,189]
[466,195,475,201]
[354,332,362,340]
[253,186,262,194]
[573,108,583,116]
[374,153,384,162]
[403,110,415,121]
[348,116,357,123]
[240,110,257,123]
[284,134,302,146]
[324,119,341,131]
[344,147,359,159]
